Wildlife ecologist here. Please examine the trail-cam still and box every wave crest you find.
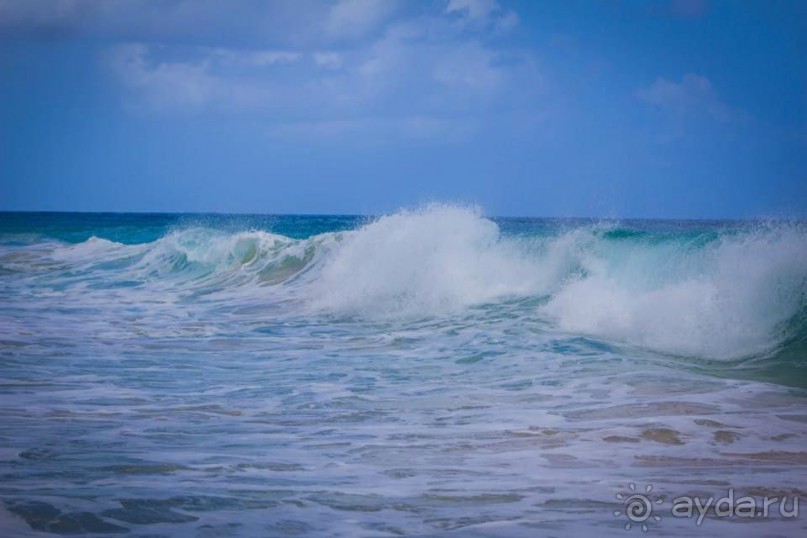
[8,206,807,361]
[541,224,807,359]
[307,205,544,317]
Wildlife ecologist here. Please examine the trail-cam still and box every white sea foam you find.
[3,209,805,538]
[307,205,543,318]
[305,206,806,359]
[541,225,807,359]
[10,206,807,360]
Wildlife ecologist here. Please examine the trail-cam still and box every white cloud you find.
[325,0,400,39]
[494,10,519,33]
[445,0,519,32]
[446,0,498,21]
[431,42,504,94]
[313,52,343,70]
[109,44,219,110]
[213,49,301,67]
[637,73,736,122]
[103,1,542,143]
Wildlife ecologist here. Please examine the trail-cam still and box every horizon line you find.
[0,208,803,223]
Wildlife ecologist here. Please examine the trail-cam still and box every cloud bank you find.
[637,73,735,123]
[82,0,540,143]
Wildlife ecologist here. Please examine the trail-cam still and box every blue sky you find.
[0,0,805,218]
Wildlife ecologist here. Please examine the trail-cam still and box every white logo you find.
[614,483,664,531]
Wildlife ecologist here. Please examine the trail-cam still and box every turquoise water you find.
[1,206,805,537]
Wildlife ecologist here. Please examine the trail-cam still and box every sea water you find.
[0,205,805,537]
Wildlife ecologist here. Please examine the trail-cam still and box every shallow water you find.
[1,207,805,536]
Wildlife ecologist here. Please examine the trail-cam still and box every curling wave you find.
[3,205,806,361]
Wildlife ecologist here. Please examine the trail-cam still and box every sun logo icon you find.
[614,483,664,531]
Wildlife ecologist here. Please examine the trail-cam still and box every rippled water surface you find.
[1,207,806,536]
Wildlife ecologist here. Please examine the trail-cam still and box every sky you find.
[0,0,805,218]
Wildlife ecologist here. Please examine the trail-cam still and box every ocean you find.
[0,205,805,537]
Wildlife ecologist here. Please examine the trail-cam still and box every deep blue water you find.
[1,207,805,537]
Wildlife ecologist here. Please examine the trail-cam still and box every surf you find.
[2,205,805,363]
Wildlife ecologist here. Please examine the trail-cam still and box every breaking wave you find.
[4,205,806,361]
